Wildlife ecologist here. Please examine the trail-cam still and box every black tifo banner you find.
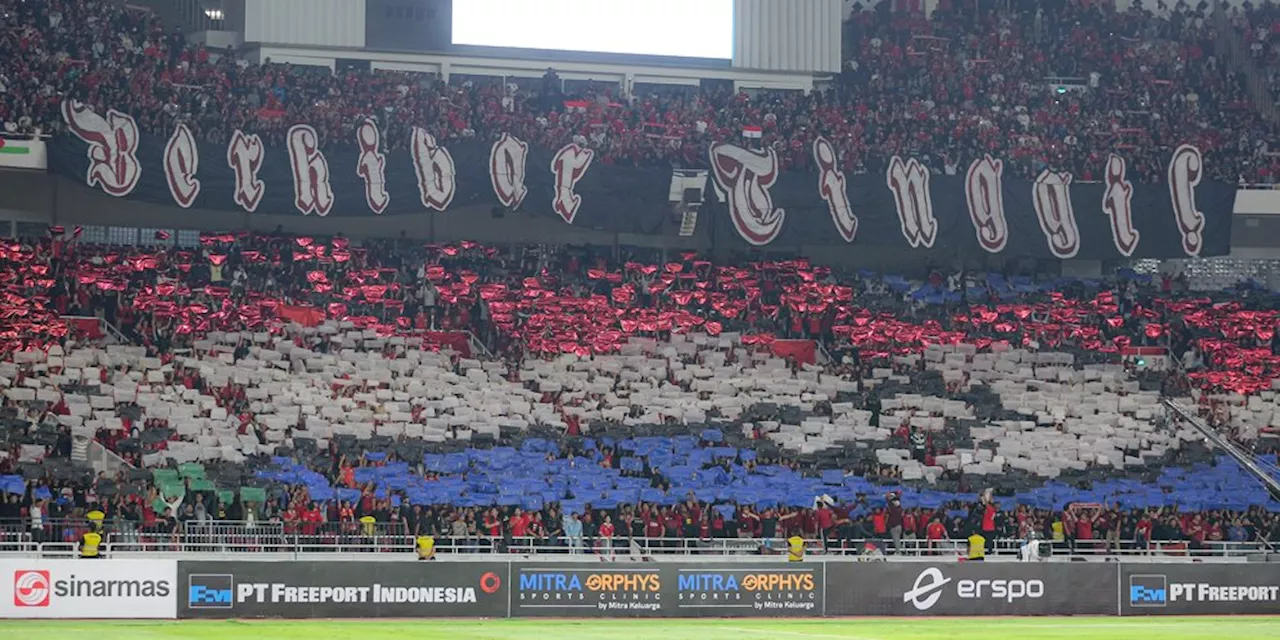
[51,100,1233,260]
[176,561,1280,618]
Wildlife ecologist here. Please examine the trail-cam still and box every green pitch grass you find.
[3,618,1279,640]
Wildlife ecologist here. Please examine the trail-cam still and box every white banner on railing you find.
[0,137,48,170]
[0,559,177,619]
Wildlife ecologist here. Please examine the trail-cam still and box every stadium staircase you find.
[1213,1,1280,125]
[120,0,224,34]
[1165,398,1280,505]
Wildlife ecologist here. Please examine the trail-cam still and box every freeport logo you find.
[188,574,235,609]
[13,570,51,607]
[1129,575,1168,607]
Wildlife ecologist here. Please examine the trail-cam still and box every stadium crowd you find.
[0,0,1279,557]
[0,227,1278,555]
[1236,1,1280,110]
[4,446,1280,555]
[6,228,1280,402]
[0,0,1276,182]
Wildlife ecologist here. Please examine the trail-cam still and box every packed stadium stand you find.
[0,0,1274,181]
[0,0,1279,562]
[2,234,1278,556]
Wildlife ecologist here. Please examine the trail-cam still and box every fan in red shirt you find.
[483,509,502,537]
[302,502,324,537]
[926,517,948,554]
[598,516,615,555]
[510,509,530,538]
[1135,512,1153,549]
[644,510,664,546]
[1075,509,1097,542]
[815,502,835,546]
[1186,514,1207,549]
[981,502,997,536]
[738,507,761,539]
[664,509,683,542]
[871,508,887,539]
[283,503,300,535]
[683,499,702,538]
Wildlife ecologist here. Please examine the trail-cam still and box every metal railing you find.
[0,132,50,141]
[105,520,413,553]
[463,330,495,359]
[427,535,1269,558]
[1,518,1267,559]
[85,438,135,473]
[63,314,131,344]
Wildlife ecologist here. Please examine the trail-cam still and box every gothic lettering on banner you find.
[47,101,1234,260]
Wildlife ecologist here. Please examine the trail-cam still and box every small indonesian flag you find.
[742,125,763,139]
[0,139,31,155]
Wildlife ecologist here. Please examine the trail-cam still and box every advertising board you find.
[511,563,824,617]
[168,560,1280,619]
[1120,564,1280,616]
[178,561,508,618]
[513,565,665,617]
[0,559,177,619]
[672,564,824,617]
[825,562,1116,616]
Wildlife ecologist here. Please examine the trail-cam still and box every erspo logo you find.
[517,570,661,611]
[903,568,952,611]
[903,567,1045,612]
[677,570,819,612]
[14,570,51,607]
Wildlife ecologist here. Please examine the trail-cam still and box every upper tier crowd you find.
[1,0,1277,182]
[1236,1,1280,113]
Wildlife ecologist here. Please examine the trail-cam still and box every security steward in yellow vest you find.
[416,535,436,561]
[79,525,103,559]
[967,533,986,561]
[786,535,805,562]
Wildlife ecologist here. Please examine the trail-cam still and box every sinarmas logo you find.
[14,570,51,607]
[903,568,952,611]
